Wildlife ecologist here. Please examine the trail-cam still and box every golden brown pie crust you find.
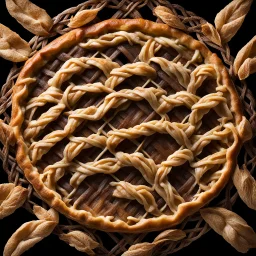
[8,19,250,232]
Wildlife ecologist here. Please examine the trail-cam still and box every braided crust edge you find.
[9,19,249,232]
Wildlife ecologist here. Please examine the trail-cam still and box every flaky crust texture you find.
[9,19,249,232]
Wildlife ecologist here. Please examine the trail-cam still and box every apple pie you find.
[9,19,250,232]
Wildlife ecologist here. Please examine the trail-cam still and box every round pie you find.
[10,19,250,232]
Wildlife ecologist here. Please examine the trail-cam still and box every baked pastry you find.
[10,19,250,232]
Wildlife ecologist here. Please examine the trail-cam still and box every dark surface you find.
[0,0,255,255]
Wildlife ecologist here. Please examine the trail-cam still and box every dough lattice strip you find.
[110,181,162,216]
[189,92,229,128]
[149,57,191,87]
[187,64,218,94]
[139,38,162,63]
[26,87,63,110]
[80,31,152,49]
[154,149,193,213]
[106,119,194,154]
[191,126,231,156]
[80,31,186,54]
[191,149,227,186]
[48,57,119,88]
[104,62,156,89]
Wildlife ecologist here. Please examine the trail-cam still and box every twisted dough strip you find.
[67,150,193,215]
[26,87,63,111]
[28,88,201,163]
[70,158,120,189]
[48,57,119,88]
[187,64,233,122]
[191,148,227,186]
[64,134,107,163]
[154,37,200,60]
[189,92,227,128]
[104,62,156,89]
[41,158,119,191]
[106,119,194,154]
[40,166,67,193]
[139,39,161,63]
[25,102,66,141]
[187,64,217,94]
[28,83,166,143]
[150,57,191,87]
[157,91,199,114]
[115,152,157,185]
[29,62,157,163]
[62,82,113,109]
[187,64,219,94]
[80,31,152,49]
[69,87,164,121]
[154,149,194,213]
[47,134,107,193]
[110,181,162,216]
[25,33,201,143]
[191,126,231,156]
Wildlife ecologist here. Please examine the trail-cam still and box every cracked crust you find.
[9,19,250,232]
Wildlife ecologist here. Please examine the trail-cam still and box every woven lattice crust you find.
[9,19,249,232]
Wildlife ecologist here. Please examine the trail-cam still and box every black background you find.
[0,0,256,255]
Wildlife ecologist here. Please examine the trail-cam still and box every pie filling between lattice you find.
[10,19,249,232]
